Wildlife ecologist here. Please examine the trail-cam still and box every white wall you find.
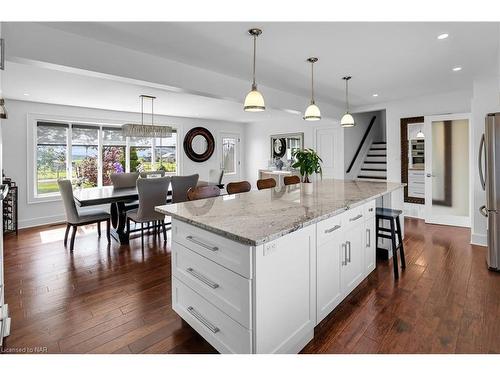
[2,99,245,228]
[354,89,472,221]
[244,116,343,185]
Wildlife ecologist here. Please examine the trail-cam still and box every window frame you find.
[27,113,179,204]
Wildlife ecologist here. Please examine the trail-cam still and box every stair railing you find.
[346,115,377,174]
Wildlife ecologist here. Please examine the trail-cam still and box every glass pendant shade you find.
[244,86,265,112]
[341,112,355,127]
[416,130,425,138]
[304,102,321,121]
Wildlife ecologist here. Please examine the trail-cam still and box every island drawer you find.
[172,219,252,279]
[172,241,252,329]
[344,205,365,229]
[317,214,344,246]
[172,277,252,354]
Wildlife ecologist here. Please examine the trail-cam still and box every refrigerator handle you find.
[479,133,486,191]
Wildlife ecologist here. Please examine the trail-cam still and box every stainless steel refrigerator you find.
[479,113,500,271]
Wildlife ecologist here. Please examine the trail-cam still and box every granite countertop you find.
[156,179,404,246]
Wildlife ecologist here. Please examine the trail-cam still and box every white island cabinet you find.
[156,179,403,354]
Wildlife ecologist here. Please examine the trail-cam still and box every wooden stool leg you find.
[97,222,101,237]
[396,216,406,269]
[375,216,380,249]
[389,218,399,279]
[64,223,71,246]
[162,221,167,243]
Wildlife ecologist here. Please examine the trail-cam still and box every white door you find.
[341,224,364,296]
[315,126,343,179]
[364,218,376,274]
[424,113,472,227]
[220,133,241,184]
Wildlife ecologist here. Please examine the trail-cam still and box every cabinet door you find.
[341,224,364,296]
[316,230,342,323]
[364,218,376,275]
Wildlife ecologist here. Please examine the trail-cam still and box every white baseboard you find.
[471,233,487,247]
[19,214,66,229]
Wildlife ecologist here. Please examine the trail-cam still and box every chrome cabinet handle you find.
[186,267,219,289]
[341,243,347,266]
[368,207,374,212]
[325,224,341,234]
[349,214,363,222]
[426,173,436,178]
[187,306,220,334]
[366,229,371,247]
[186,235,219,251]
[347,241,352,263]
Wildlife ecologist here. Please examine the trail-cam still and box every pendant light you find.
[122,95,172,138]
[303,57,321,121]
[416,130,425,138]
[244,28,265,112]
[340,76,355,127]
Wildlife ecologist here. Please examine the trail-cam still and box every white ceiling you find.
[2,61,294,123]
[43,22,499,106]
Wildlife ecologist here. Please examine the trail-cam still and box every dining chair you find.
[58,180,111,252]
[171,174,199,203]
[126,177,170,251]
[187,185,221,201]
[110,172,140,188]
[283,175,301,186]
[257,178,277,190]
[226,180,251,194]
[140,170,166,178]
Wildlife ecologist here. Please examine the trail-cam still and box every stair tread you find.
[361,168,387,171]
[364,161,387,164]
[357,175,387,180]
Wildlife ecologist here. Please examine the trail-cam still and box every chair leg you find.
[375,216,380,249]
[389,218,399,279]
[141,223,144,252]
[126,217,131,235]
[97,222,101,237]
[106,219,111,243]
[162,221,167,243]
[70,225,77,252]
[157,221,162,239]
[64,223,71,246]
[396,216,406,269]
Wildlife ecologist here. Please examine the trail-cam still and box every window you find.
[222,137,236,174]
[102,127,126,186]
[36,122,68,195]
[33,120,178,199]
[154,132,177,175]
[71,125,98,189]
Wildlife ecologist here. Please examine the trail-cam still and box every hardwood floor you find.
[2,217,500,354]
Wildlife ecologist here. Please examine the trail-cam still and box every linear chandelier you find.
[122,95,173,138]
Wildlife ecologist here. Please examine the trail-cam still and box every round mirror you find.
[273,138,286,158]
[183,127,215,162]
[192,134,208,154]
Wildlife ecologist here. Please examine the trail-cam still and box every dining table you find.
[73,181,224,244]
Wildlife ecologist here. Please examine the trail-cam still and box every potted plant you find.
[292,148,323,193]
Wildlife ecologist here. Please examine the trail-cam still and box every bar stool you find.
[375,207,406,279]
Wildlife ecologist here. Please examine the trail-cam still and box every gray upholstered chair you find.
[110,172,139,188]
[171,174,199,203]
[126,176,170,250]
[140,170,166,178]
[58,180,111,251]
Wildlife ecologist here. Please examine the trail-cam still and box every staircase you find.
[357,142,387,180]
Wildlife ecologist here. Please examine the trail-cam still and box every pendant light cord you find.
[151,97,154,126]
[141,95,144,125]
[252,35,257,89]
[311,62,315,104]
[345,78,350,113]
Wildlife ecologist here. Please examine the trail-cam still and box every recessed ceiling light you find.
[452,66,462,72]
[23,93,29,96]
[437,33,449,40]
[372,94,379,97]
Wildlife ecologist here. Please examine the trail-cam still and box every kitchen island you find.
[156,179,403,354]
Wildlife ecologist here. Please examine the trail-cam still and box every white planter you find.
[302,182,313,194]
